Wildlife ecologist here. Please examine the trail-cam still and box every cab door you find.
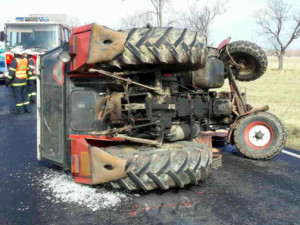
[37,44,69,167]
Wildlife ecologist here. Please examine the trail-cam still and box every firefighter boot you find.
[12,106,25,114]
[24,103,32,113]
[30,97,36,104]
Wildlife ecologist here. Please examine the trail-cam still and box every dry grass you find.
[220,57,300,150]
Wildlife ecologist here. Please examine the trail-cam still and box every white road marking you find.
[282,150,300,159]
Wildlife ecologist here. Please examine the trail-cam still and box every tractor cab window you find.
[6,24,60,51]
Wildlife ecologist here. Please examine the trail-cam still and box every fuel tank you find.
[181,58,225,89]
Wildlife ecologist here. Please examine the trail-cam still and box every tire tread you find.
[106,142,212,191]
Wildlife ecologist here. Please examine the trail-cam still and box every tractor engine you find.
[103,77,230,140]
[70,59,232,144]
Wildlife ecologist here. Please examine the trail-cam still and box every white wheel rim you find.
[248,125,271,147]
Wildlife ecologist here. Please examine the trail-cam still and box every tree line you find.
[68,0,300,70]
[120,0,299,70]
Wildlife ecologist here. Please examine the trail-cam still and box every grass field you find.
[221,57,300,150]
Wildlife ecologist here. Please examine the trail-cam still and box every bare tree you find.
[121,11,154,29]
[149,0,171,27]
[120,0,173,27]
[180,0,229,43]
[66,16,82,29]
[255,0,300,70]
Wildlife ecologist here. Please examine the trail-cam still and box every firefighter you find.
[27,56,36,103]
[24,49,37,103]
[5,47,32,114]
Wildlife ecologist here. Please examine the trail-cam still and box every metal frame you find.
[36,56,41,160]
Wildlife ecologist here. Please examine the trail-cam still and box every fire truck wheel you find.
[106,141,212,191]
[233,112,286,160]
[219,41,268,82]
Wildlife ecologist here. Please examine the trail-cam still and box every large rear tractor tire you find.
[104,141,212,191]
[100,27,207,73]
[219,41,268,82]
[233,112,286,160]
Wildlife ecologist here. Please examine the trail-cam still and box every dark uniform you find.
[27,58,36,103]
[5,57,32,114]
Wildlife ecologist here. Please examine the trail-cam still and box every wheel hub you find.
[232,54,256,76]
[248,125,271,147]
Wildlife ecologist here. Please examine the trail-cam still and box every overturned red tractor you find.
[37,24,286,191]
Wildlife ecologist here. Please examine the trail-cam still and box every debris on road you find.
[39,170,128,211]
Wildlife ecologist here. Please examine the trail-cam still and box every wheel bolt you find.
[255,131,264,140]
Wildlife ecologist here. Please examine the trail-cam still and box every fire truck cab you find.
[0,16,71,78]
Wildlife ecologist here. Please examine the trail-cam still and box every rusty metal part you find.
[89,68,164,95]
[225,45,245,71]
[90,125,133,135]
[194,134,213,148]
[253,105,269,112]
[231,93,246,116]
[228,67,247,115]
[90,147,127,184]
[87,24,128,64]
[124,104,146,110]
[101,92,124,123]
[194,134,222,169]
[90,121,159,136]
[94,97,109,120]
[116,134,162,147]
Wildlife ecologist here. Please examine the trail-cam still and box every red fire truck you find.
[0,16,71,79]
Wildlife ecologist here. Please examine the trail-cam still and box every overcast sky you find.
[0,0,299,49]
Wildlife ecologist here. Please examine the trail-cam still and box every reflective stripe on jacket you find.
[27,58,36,80]
[7,58,29,87]
[15,58,28,79]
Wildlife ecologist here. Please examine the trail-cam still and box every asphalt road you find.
[0,85,299,225]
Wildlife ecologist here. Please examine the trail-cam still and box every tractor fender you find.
[217,37,231,52]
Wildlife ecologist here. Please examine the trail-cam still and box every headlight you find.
[58,51,71,63]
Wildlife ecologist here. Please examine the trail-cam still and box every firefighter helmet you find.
[11,47,25,56]
[23,49,36,56]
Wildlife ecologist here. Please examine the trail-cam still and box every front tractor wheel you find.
[219,41,268,82]
[233,112,286,160]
